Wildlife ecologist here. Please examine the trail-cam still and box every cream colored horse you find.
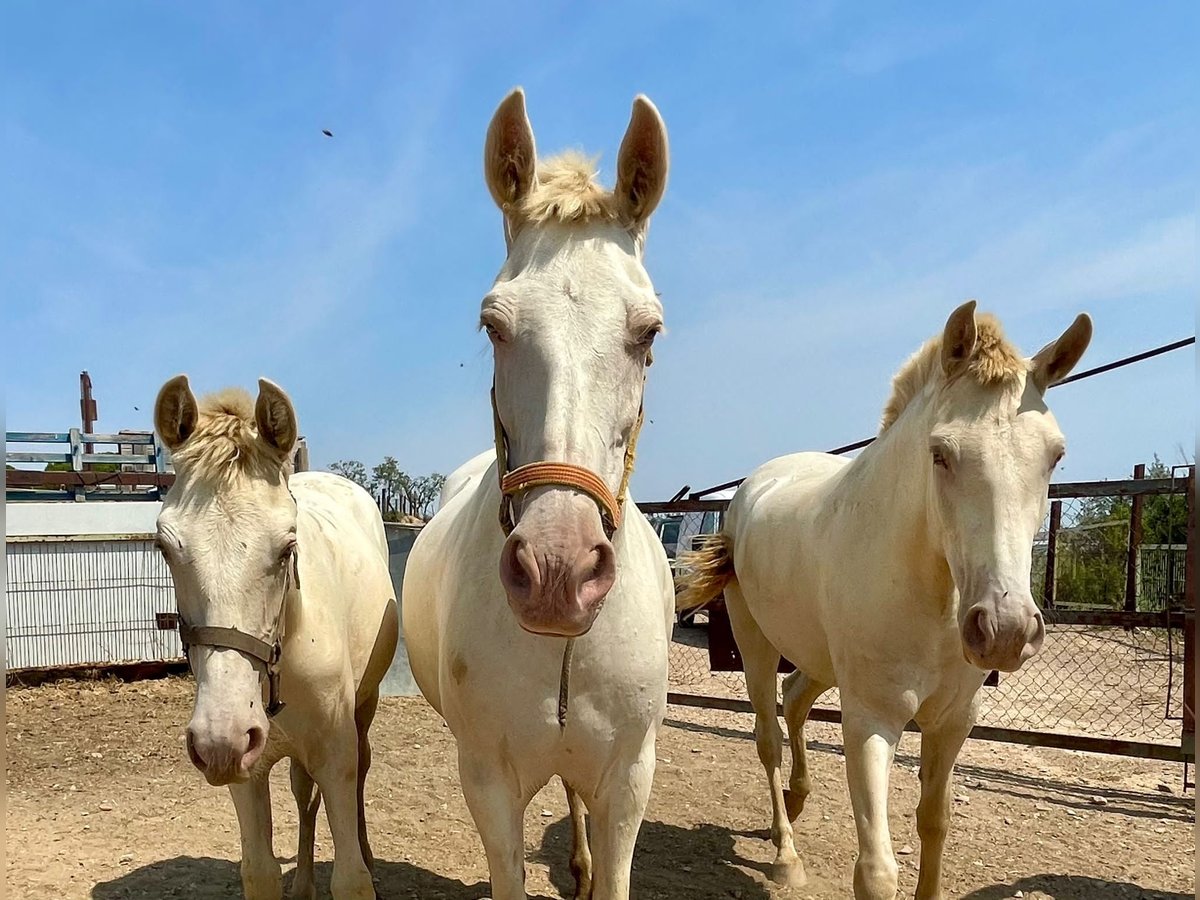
[677,303,1092,900]
[403,89,673,900]
[154,377,398,900]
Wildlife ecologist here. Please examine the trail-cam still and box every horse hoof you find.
[770,859,807,888]
[783,787,808,822]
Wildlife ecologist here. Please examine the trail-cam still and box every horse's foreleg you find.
[781,669,829,821]
[841,705,902,900]
[725,584,805,888]
[354,691,380,875]
[229,775,283,900]
[313,722,375,900]
[289,760,320,900]
[458,747,530,900]
[914,707,975,900]
[564,778,593,899]
[587,737,655,900]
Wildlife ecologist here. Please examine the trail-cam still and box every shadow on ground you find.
[532,813,771,899]
[90,855,544,900]
[92,813,770,899]
[664,716,1194,823]
[961,873,1193,900]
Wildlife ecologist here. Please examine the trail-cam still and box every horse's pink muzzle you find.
[499,503,616,637]
[186,715,268,787]
[960,589,1045,673]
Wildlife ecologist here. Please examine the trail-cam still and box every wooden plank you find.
[4,470,176,487]
[69,427,83,472]
[1125,464,1146,612]
[80,453,155,465]
[5,452,71,464]
[1048,477,1179,499]
[5,432,70,443]
[665,693,1188,761]
[82,432,155,445]
[1044,500,1061,608]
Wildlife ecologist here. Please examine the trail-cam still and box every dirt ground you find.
[5,677,1194,900]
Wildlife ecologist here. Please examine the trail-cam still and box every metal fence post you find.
[1044,500,1062,609]
[1125,463,1146,612]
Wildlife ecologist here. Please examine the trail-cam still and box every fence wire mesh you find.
[656,471,1191,748]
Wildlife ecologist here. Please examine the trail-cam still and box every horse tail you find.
[674,533,736,612]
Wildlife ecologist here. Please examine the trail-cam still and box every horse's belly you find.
[736,567,837,685]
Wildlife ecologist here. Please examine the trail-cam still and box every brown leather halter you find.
[177,539,299,719]
[491,384,643,538]
[490,379,645,727]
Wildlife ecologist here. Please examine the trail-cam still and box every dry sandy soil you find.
[5,677,1194,900]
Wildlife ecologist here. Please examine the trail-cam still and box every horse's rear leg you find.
[564,779,593,899]
[781,670,830,821]
[289,760,321,900]
[725,583,806,888]
[914,707,974,900]
[354,690,380,875]
[229,774,283,900]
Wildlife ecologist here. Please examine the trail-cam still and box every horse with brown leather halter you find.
[177,543,299,718]
[491,383,645,727]
[402,88,675,900]
[154,375,398,900]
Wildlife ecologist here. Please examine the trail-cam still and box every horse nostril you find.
[576,540,616,606]
[500,534,540,599]
[244,726,267,765]
[186,729,206,771]
[963,606,996,656]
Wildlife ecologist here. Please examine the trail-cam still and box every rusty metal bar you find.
[665,692,1189,762]
[1044,500,1061,609]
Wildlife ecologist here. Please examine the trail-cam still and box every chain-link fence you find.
[647,466,1195,756]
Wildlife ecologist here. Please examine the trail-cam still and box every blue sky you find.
[3,3,1195,497]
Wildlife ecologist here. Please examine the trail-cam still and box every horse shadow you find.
[960,874,1192,900]
[532,814,772,899]
[91,814,769,899]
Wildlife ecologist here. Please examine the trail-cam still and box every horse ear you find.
[1030,313,1093,391]
[484,88,538,213]
[154,374,198,451]
[615,95,669,230]
[940,300,979,377]
[255,378,298,458]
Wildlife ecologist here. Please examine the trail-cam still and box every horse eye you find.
[639,325,662,346]
[932,448,949,470]
[279,539,297,562]
[1051,451,1065,470]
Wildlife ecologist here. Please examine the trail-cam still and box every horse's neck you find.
[843,395,951,595]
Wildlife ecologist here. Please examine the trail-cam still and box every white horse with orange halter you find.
[677,303,1092,900]
[402,89,673,900]
[154,377,398,900]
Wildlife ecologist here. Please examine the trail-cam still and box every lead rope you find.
[491,380,645,729]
